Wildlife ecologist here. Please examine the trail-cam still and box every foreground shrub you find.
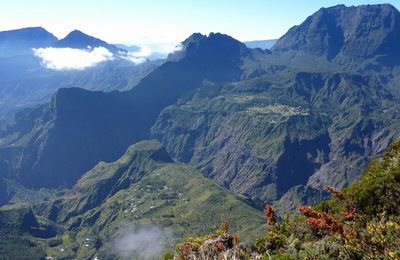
[173,141,400,259]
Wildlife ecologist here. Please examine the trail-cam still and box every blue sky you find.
[0,0,398,46]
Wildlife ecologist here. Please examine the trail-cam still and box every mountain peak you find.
[314,3,398,17]
[169,32,248,61]
[55,29,105,47]
[0,26,53,35]
[182,32,207,45]
[272,4,400,65]
[64,29,89,38]
[0,27,58,57]
[53,29,120,52]
[181,32,244,47]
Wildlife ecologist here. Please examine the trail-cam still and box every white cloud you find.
[120,46,152,64]
[106,224,175,260]
[120,43,185,63]
[33,47,114,70]
[136,42,182,55]
[170,43,184,53]
[122,55,147,64]
[131,46,153,57]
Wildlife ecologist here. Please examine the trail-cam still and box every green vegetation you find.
[61,140,265,259]
[153,70,400,208]
[0,204,61,260]
[2,4,400,213]
[0,140,264,259]
[173,140,400,259]
[1,4,400,259]
[3,139,398,259]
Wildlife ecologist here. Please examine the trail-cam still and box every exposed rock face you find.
[273,4,400,66]
[152,72,400,205]
[0,88,143,188]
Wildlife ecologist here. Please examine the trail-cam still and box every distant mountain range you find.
[0,27,124,56]
[0,27,276,126]
[0,32,271,190]
[0,27,164,128]
[1,3,400,259]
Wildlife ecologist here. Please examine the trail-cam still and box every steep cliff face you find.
[152,71,400,205]
[0,88,144,188]
[273,4,400,67]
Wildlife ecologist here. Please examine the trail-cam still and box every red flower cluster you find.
[298,206,344,235]
[223,221,230,234]
[233,232,240,245]
[342,208,356,221]
[264,205,276,226]
[214,242,225,252]
[180,243,193,260]
[325,185,345,200]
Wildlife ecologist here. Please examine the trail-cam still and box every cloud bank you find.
[33,47,114,70]
[141,42,182,55]
[120,46,152,64]
[33,43,184,70]
[119,42,184,61]
[105,224,175,260]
